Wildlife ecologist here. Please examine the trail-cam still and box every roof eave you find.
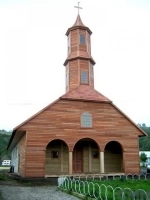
[60,97,112,103]
[64,57,96,66]
[7,129,16,150]
[111,103,147,137]
[66,26,92,36]
[10,98,60,134]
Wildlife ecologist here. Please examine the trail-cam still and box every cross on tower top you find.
[74,2,83,15]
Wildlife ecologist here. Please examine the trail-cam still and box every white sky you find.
[0,0,150,131]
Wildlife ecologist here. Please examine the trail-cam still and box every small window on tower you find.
[81,71,88,84]
[80,34,85,44]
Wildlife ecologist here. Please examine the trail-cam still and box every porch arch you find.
[45,139,69,175]
[73,138,101,173]
[73,137,101,151]
[104,141,123,173]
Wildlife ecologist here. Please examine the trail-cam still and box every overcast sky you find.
[0,0,150,131]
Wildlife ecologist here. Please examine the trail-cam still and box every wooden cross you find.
[74,2,83,15]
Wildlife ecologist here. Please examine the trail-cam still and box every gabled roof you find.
[7,85,147,150]
[60,85,111,102]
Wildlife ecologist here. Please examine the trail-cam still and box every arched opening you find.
[104,141,123,173]
[45,139,69,175]
[73,138,100,173]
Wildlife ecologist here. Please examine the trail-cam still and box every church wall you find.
[11,144,19,173]
[18,133,26,177]
[69,60,79,90]
[45,146,61,174]
[70,29,78,52]
[83,147,89,173]
[63,145,69,173]
[19,99,142,177]
[91,147,100,173]
[104,151,123,173]
[45,141,69,175]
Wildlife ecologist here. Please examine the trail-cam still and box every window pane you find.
[51,151,59,158]
[81,71,88,84]
[92,151,99,158]
[80,34,85,44]
[81,112,92,127]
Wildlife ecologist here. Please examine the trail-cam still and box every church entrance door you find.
[73,144,83,173]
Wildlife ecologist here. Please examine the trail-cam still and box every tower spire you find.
[74,2,82,15]
[64,5,95,92]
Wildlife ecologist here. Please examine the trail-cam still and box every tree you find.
[140,152,148,167]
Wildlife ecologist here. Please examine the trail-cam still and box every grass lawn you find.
[62,178,150,200]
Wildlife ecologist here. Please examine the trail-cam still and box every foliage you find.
[138,124,150,151]
[0,130,12,163]
[61,178,150,200]
[62,178,150,200]
[140,152,148,166]
[0,193,2,200]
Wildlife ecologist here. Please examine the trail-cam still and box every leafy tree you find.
[0,130,11,163]
[140,152,148,167]
[139,124,150,151]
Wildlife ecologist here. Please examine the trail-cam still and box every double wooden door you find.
[73,145,83,173]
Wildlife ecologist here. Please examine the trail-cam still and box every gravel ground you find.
[0,185,79,200]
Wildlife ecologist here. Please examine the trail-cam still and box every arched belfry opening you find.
[45,139,69,175]
[73,138,100,173]
[104,141,123,173]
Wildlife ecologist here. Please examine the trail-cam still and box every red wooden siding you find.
[16,99,142,177]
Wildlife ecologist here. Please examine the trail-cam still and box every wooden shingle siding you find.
[18,133,26,176]
[17,99,142,177]
[69,60,79,90]
[45,141,69,175]
[9,14,145,177]
[83,147,89,172]
[105,151,123,173]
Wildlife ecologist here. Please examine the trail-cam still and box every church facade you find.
[8,14,146,177]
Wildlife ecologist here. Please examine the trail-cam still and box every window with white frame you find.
[81,71,88,84]
[81,112,92,127]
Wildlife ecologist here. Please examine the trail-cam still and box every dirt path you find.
[0,185,79,200]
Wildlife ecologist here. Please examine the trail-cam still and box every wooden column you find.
[88,143,91,173]
[69,151,73,175]
[100,151,104,173]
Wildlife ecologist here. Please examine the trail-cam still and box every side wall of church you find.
[18,133,26,176]
[19,99,141,177]
[11,144,19,173]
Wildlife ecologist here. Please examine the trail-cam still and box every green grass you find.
[92,178,150,191]
[0,193,3,200]
[61,178,150,200]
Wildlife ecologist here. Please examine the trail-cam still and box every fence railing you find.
[58,174,150,200]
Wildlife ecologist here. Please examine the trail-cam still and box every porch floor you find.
[45,173,125,178]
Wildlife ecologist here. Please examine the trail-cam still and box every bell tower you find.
[64,4,96,92]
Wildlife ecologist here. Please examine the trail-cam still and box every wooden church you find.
[8,11,146,177]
